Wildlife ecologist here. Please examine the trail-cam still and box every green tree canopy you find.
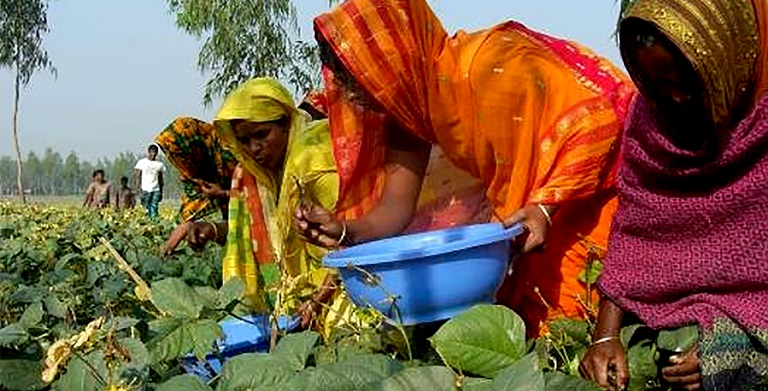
[167,0,325,105]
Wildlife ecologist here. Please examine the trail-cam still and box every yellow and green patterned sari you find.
[214,78,358,337]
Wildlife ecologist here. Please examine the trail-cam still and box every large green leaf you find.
[0,324,29,347]
[626,334,659,391]
[148,318,223,363]
[44,294,68,319]
[620,324,644,347]
[549,319,590,350]
[217,277,245,308]
[543,372,600,391]
[194,286,219,309]
[150,278,205,318]
[462,378,492,391]
[215,353,295,391]
[117,338,149,375]
[54,351,107,391]
[429,305,526,378]
[271,331,320,371]
[19,301,44,328]
[297,354,404,391]
[0,359,46,391]
[156,374,212,391]
[491,353,544,391]
[657,326,698,354]
[373,366,457,391]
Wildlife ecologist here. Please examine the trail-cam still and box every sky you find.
[0,1,623,161]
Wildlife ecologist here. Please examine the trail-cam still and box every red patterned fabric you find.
[301,89,328,117]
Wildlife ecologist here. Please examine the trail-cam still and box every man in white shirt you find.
[134,145,166,219]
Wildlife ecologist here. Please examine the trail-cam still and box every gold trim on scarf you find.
[621,0,759,128]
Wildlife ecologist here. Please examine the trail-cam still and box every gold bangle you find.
[591,336,620,347]
[537,203,553,226]
[207,221,219,241]
[337,222,348,247]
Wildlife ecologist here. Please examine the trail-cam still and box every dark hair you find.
[120,176,129,184]
[93,169,105,178]
[316,33,379,109]
[231,115,292,133]
[148,145,159,153]
[274,115,292,132]
[299,102,327,121]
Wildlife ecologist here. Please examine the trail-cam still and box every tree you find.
[0,156,14,195]
[167,0,324,105]
[23,151,41,195]
[0,0,56,201]
[41,147,62,195]
[62,151,81,194]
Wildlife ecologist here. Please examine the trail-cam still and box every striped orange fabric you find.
[316,0,636,335]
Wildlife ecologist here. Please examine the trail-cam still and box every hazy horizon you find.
[0,1,624,162]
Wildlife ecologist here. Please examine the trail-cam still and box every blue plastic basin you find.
[182,315,301,381]
[323,222,523,325]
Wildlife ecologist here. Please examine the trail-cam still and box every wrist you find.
[590,335,622,348]
[337,221,350,246]
[534,203,557,226]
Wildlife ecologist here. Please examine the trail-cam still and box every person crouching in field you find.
[83,169,111,209]
[155,117,238,256]
[115,176,135,211]
[134,145,166,219]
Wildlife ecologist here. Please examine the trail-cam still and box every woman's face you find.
[232,119,289,171]
[624,22,712,143]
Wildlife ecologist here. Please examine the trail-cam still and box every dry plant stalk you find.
[99,237,152,302]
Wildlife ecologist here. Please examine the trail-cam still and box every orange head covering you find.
[315,0,636,220]
[299,89,329,119]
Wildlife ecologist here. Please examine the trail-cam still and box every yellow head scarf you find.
[214,77,304,195]
[620,0,760,128]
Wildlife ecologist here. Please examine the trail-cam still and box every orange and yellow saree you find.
[315,0,636,335]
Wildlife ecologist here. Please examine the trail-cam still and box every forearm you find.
[344,199,415,245]
[342,133,429,244]
[593,297,624,339]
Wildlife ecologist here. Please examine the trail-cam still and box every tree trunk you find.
[12,68,25,203]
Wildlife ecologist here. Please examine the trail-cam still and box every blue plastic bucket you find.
[324,223,523,325]
[182,315,301,381]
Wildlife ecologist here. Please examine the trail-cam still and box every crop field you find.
[0,202,687,391]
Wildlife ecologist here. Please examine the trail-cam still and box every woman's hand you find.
[187,222,221,251]
[580,338,629,390]
[662,347,701,390]
[503,203,554,253]
[294,202,346,248]
[297,275,337,329]
[201,182,229,199]
[162,222,192,256]
[161,221,220,256]
[297,300,322,329]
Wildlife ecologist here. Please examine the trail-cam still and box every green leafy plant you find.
[1,202,689,391]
